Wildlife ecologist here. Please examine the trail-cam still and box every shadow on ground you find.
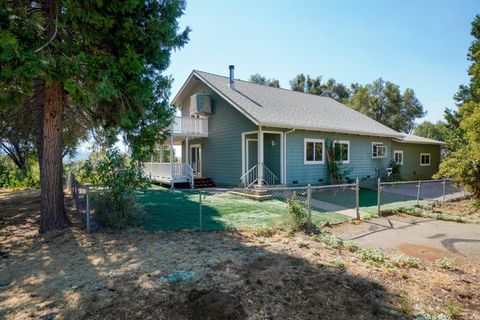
[1,189,478,319]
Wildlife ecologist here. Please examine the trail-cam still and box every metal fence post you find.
[307,184,312,230]
[442,178,446,203]
[355,178,360,220]
[377,178,381,216]
[416,180,421,206]
[199,191,203,231]
[86,186,91,233]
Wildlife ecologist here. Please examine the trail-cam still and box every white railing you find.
[172,116,208,136]
[142,162,194,187]
[241,165,258,188]
[263,164,279,186]
[240,163,279,188]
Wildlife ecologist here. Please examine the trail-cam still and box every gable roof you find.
[173,70,442,143]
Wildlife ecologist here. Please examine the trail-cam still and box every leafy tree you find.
[436,15,480,198]
[290,74,307,92]
[346,78,425,133]
[0,0,189,232]
[413,120,446,142]
[249,73,280,88]
[321,78,350,103]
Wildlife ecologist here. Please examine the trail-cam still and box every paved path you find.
[331,214,480,262]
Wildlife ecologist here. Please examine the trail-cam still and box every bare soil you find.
[1,189,479,319]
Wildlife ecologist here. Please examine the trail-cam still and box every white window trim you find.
[372,142,387,159]
[334,140,350,164]
[420,153,431,166]
[304,138,325,164]
[394,150,403,165]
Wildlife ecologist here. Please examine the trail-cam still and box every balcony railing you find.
[172,116,208,136]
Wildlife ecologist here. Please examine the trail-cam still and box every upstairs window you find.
[334,140,350,163]
[304,139,324,164]
[420,153,431,166]
[394,150,403,165]
[372,142,387,158]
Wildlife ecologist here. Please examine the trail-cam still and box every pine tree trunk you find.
[39,80,70,233]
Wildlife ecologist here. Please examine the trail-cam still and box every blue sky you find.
[167,0,480,123]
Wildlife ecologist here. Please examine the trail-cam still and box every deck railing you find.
[142,162,194,187]
[172,116,208,136]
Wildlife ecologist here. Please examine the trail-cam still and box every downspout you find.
[284,128,296,185]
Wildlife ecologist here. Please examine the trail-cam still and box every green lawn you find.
[136,188,350,232]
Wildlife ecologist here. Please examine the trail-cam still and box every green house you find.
[144,66,443,188]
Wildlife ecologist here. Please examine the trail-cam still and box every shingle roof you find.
[394,134,444,145]
[186,70,403,138]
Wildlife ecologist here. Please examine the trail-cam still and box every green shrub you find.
[445,299,463,319]
[356,247,390,267]
[287,192,306,231]
[436,257,455,270]
[393,255,421,269]
[328,258,345,268]
[0,157,40,189]
[91,192,148,229]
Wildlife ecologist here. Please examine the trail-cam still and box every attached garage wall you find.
[391,142,441,180]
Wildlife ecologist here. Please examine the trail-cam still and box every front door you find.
[190,145,202,176]
[246,139,258,171]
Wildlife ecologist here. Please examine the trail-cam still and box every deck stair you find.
[194,177,216,188]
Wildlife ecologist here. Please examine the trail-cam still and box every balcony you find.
[172,116,208,137]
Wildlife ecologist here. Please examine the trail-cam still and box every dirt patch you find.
[397,243,456,262]
[187,290,246,320]
[1,189,480,319]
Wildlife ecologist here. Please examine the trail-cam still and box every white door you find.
[190,145,202,176]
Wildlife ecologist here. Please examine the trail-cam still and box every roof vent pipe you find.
[229,65,235,89]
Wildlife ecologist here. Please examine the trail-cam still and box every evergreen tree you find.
[0,0,190,232]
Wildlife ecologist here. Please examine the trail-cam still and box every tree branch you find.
[35,14,58,53]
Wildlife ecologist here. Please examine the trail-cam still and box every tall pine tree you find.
[0,0,189,232]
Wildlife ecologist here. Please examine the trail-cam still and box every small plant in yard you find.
[400,294,414,315]
[414,313,450,320]
[393,255,421,269]
[436,257,455,270]
[88,148,150,230]
[445,299,463,319]
[311,233,358,252]
[356,247,391,267]
[328,258,345,268]
[287,192,307,231]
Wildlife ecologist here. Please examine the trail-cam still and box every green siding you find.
[285,130,392,185]
[391,142,440,180]
[179,82,257,186]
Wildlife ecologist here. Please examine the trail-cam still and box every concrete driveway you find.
[331,214,480,262]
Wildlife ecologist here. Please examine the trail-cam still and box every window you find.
[334,140,350,163]
[304,139,324,164]
[372,142,387,158]
[394,150,403,165]
[420,153,431,166]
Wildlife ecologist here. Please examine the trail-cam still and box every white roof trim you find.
[393,138,445,145]
[259,122,404,138]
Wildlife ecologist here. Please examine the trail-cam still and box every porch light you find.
[271,140,276,147]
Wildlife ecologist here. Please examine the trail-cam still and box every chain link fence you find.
[378,178,466,213]
[65,172,466,233]
[66,172,91,232]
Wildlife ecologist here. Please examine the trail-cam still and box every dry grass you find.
[1,189,479,319]
[433,198,480,224]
